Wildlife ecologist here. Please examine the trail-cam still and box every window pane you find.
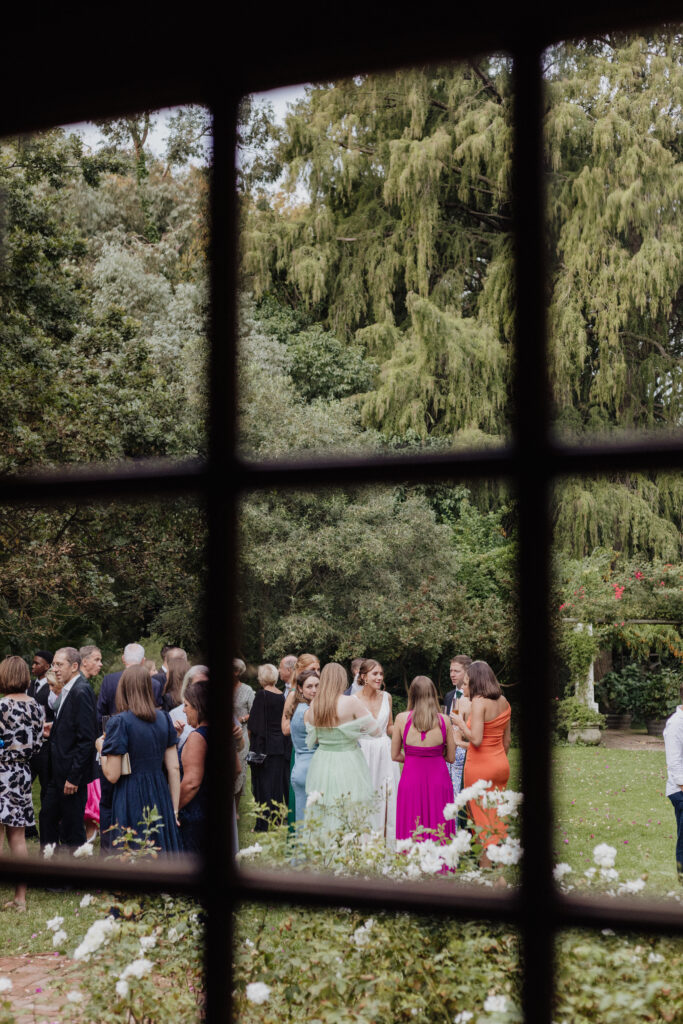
[552,473,683,899]
[236,479,520,885]
[237,62,514,462]
[0,106,210,472]
[235,903,521,1020]
[545,30,683,445]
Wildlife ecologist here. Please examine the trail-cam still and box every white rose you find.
[120,958,153,980]
[53,929,67,947]
[246,981,271,1004]
[80,894,94,908]
[115,979,129,998]
[592,843,617,869]
[454,1013,474,1023]
[0,978,12,993]
[66,990,84,1003]
[46,915,64,931]
[553,863,572,880]
[306,790,323,807]
[483,994,508,1012]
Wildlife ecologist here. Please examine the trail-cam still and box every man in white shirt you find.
[663,689,683,880]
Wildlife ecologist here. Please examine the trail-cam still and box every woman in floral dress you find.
[0,656,45,909]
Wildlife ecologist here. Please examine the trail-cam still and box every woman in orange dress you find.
[450,661,511,867]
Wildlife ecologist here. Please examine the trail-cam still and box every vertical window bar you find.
[513,44,555,1024]
[206,94,238,1024]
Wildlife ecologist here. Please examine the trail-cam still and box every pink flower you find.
[634,570,644,579]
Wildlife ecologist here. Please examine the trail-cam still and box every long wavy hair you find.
[407,675,441,735]
[311,663,347,728]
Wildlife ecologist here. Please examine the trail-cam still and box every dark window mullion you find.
[513,44,555,1024]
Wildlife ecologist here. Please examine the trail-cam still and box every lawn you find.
[551,746,675,892]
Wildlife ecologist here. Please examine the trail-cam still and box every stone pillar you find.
[574,622,598,710]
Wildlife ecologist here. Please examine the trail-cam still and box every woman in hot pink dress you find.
[392,676,456,842]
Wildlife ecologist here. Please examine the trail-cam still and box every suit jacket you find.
[444,688,463,715]
[47,677,97,788]
[98,669,163,728]
[28,678,54,778]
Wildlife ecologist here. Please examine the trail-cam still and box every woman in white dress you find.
[356,659,400,845]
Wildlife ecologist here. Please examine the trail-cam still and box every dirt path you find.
[601,728,665,751]
[0,951,79,1021]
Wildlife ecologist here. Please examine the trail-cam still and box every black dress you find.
[247,689,288,832]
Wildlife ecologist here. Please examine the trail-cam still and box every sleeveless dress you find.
[0,697,45,827]
[290,703,315,823]
[357,691,400,844]
[463,705,511,849]
[179,724,208,854]
[305,715,376,833]
[396,713,455,843]
[102,709,182,853]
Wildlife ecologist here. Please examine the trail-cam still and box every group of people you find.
[240,652,512,863]
[0,642,211,910]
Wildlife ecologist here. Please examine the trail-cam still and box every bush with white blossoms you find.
[44,891,204,1024]
[238,787,522,882]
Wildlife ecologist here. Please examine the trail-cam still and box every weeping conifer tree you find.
[241,34,683,558]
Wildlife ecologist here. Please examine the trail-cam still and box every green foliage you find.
[556,697,606,733]
[288,325,376,401]
[628,666,681,721]
[561,626,600,699]
[594,665,644,714]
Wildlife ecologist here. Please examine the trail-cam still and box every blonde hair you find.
[257,663,278,687]
[407,675,441,735]
[311,663,347,728]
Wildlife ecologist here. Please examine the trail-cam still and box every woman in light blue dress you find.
[287,671,320,823]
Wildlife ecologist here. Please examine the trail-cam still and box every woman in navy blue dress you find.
[178,678,209,854]
[99,665,181,854]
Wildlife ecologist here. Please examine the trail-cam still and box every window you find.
[2,8,683,1023]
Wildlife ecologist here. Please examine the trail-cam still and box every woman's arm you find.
[101,753,122,784]
[391,713,405,763]
[452,698,486,747]
[179,732,206,810]
[503,718,511,754]
[281,691,297,736]
[164,744,182,819]
[444,715,456,763]
[386,693,394,737]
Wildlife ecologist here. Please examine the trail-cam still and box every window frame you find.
[1,10,683,1024]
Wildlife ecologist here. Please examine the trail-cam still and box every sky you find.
[66,87,307,160]
[252,84,308,125]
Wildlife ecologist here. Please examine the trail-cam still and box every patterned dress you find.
[0,696,45,827]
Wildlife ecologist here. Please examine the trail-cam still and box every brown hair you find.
[163,654,191,707]
[116,665,157,722]
[467,660,502,699]
[450,654,472,668]
[358,659,382,687]
[407,675,441,735]
[184,679,210,725]
[311,663,347,728]
[0,656,30,694]
[285,668,320,719]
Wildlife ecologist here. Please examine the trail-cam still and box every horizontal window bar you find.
[0,853,202,895]
[237,869,683,934]
[0,458,207,503]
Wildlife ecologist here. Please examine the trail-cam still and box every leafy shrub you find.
[594,664,644,714]
[629,666,681,720]
[556,697,605,735]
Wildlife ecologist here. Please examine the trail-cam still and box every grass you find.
[551,746,674,891]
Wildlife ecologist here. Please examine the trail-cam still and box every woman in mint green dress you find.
[304,663,380,831]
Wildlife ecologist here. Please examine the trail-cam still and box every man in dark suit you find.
[444,655,472,714]
[40,646,97,850]
[27,649,54,839]
[97,642,163,729]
